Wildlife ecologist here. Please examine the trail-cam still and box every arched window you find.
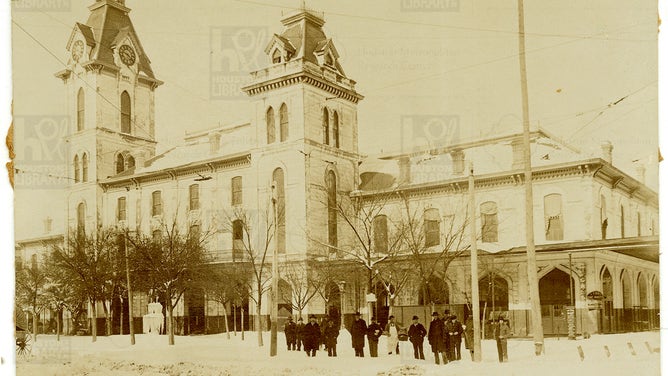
[272,168,286,254]
[322,108,329,145]
[620,204,625,238]
[373,215,388,253]
[600,195,608,239]
[82,153,89,182]
[266,107,276,144]
[637,211,641,237]
[76,202,86,237]
[77,88,85,132]
[332,111,340,148]
[117,197,127,221]
[120,91,131,134]
[418,276,449,305]
[116,153,125,174]
[424,208,440,247]
[480,201,498,243]
[544,193,563,241]
[638,273,648,308]
[232,219,244,261]
[279,103,288,142]
[73,155,80,183]
[272,49,282,64]
[127,156,135,170]
[326,170,337,250]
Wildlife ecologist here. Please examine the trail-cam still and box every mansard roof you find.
[72,0,155,79]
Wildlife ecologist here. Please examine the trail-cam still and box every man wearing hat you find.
[351,311,367,357]
[427,312,447,364]
[284,316,297,351]
[303,315,321,357]
[450,315,463,360]
[295,317,304,351]
[408,315,427,360]
[367,317,382,357]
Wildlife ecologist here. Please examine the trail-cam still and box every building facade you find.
[16,0,659,337]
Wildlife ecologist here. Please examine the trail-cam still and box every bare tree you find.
[398,195,469,311]
[51,228,119,342]
[128,219,212,345]
[222,203,281,347]
[15,254,49,342]
[203,263,251,339]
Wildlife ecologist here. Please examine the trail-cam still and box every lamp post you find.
[270,182,278,357]
[338,281,346,330]
[468,162,482,361]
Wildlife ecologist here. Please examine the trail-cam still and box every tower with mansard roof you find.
[56,0,163,233]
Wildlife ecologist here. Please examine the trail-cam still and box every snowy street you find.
[16,330,660,376]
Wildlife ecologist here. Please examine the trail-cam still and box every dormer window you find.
[272,49,282,64]
[325,52,334,67]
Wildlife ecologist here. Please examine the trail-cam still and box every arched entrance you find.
[539,268,573,335]
[601,267,614,333]
[479,275,509,320]
[637,273,648,330]
[278,279,293,318]
[374,282,394,325]
[620,270,633,331]
[324,281,341,327]
[651,276,660,329]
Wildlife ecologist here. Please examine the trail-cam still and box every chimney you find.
[635,164,646,185]
[450,150,465,175]
[511,139,524,170]
[398,157,411,185]
[600,141,613,164]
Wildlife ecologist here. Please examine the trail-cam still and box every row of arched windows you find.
[266,104,288,144]
[600,195,653,240]
[73,153,89,183]
[75,88,132,134]
[116,153,136,174]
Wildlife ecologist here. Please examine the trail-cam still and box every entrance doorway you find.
[539,269,573,335]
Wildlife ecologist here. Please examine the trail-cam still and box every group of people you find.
[283,311,511,362]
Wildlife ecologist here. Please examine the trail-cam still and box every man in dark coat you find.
[366,317,382,357]
[494,317,510,362]
[463,315,474,360]
[350,312,367,357]
[295,317,304,351]
[450,315,463,360]
[443,314,454,361]
[284,317,297,350]
[407,315,427,360]
[427,312,447,364]
[303,315,321,357]
[324,318,339,357]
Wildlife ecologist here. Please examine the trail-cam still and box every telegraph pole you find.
[518,0,544,355]
[468,162,482,361]
[270,183,278,357]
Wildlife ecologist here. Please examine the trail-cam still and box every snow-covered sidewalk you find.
[16,330,660,376]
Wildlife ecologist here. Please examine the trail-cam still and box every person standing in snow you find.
[407,315,427,360]
[366,317,382,357]
[428,312,447,364]
[324,318,339,357]
[295,317,304,351]
[494,317,510,362]
[463,315,474,360]
[303,315,321,357]
[351,312,367,357]
[284,317,297,351]
[450,315,463,360]
[385,315,401,355]
[443,313,454,362]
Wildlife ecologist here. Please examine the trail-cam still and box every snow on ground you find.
[15,330,660,376]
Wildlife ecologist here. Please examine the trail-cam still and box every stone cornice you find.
[100,152,251,189]
[242,67,363,104]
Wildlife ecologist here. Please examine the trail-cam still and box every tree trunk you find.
[241,307,245,341]
[256,294,263,347]
[56,310,61,341]
[103,301,112,336]
[91,299,98,342]
[167,291,175,345]
[120,297,124,336]
[222,303,230,340]
[233,304,237,336]
[32,310,38,343]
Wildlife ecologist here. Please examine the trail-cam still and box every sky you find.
[8,0,661,240]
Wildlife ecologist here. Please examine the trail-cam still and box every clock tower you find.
[56,0,162,234]
[242,7,363,258]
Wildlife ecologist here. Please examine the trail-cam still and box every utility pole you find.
[518,0,544,355]
[124,230,135,345]
[468,162,482,361]
[270,182,278,357]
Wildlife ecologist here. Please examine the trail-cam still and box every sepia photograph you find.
[5,0,664,375]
